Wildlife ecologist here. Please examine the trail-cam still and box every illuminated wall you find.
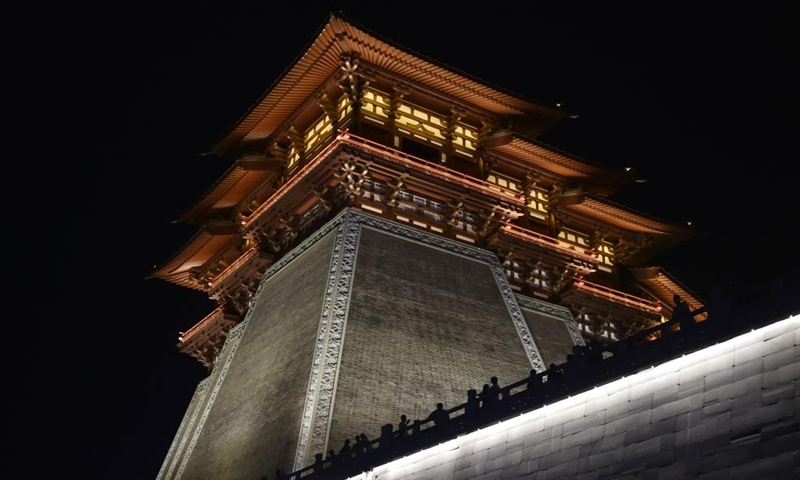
[158,209,583,479]
[356,314,800,479]
[158,224,339,480]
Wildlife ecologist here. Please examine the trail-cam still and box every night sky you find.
[7,2,798,479]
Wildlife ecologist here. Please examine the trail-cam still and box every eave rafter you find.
[489,135,632,196]
[179,158,279,224]
[564,195,691,235]
[148,225,240,291]
[629,267,707,321]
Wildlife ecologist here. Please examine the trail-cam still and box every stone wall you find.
[172,227,338,480]
[328,226,534,455]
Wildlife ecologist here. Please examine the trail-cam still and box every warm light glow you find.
[500,223,598,267]
[243,135,344,231]
[340,133,522,204]
[207,246,259,290]
[177,305,226,343]
[573,278,661,314]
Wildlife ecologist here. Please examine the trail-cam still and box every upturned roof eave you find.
[209,11,569,156]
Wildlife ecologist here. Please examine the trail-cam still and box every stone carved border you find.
[355,210,545,373]
[304,211,361,464]
[356,212,498,264]
[293,215,348,469]
[175,321,248,479]
[157,377,210,480]
[515,294,586,347]
[173,210,354,479]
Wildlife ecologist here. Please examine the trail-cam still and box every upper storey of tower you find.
[210,11,569,157]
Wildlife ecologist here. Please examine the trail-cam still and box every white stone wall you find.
[355,314,800,480]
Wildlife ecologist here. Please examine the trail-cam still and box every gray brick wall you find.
[179,231,336,480]
[156,379,210,480]
[369,314,800,479]
[520,309,575,368]
[328,227,533,454]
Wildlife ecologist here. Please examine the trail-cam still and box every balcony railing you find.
[338,132,525,206]
[178,305,228,345]
[498,222,599,268]
[572,278,662,315]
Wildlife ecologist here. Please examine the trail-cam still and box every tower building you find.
[152,13,706,479]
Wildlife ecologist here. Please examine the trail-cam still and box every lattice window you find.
[527,266,551,291]
[287,144,301,170]
[558,228,591,255]
[452,125,478,157]
[361,90,390,124]
[339,96,352,122]
[393,101,446,147]
[503,260,525,283]
[486,173,522,193]
[304,115,334,155]
[527,186,549,220]
[597,242,615,272]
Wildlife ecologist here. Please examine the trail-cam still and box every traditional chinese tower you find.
[152,12,703,480]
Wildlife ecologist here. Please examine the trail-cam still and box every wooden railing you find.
[178,305,226,344]
[572,278,662,315]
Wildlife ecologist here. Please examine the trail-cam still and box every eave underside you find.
[629,267,707,320]
[152,137,694,298]
[491,136,632,196]
[149,230,239,291]
[565,196,692,236]
[180,160,278,224]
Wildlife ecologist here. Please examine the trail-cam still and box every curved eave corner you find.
[629,266,706,316]
[147,228,239,292]
[209,12,569,157]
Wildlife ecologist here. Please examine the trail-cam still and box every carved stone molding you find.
[175,321,247,479]
[293,213,348,469]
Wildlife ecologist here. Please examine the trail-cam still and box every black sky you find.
[6,2,799,479]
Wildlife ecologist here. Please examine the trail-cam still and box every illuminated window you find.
[597,242,615,271]
[339,96,352,121]
[558,228,590,254]
[527,266,551,291]
[287,144,301,170]
[381,94,446,145]
[486,173,522,193]
[361,90,390,123]
[452,125,478,156]
[503,260,525,283]
[527,186,549,220]
[304,115,334,154]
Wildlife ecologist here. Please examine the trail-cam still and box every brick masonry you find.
[519,306,576,369]
[366,313,800,480]
[159,210,584,479]
[328,226,534,454]
[176,230,337,480]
